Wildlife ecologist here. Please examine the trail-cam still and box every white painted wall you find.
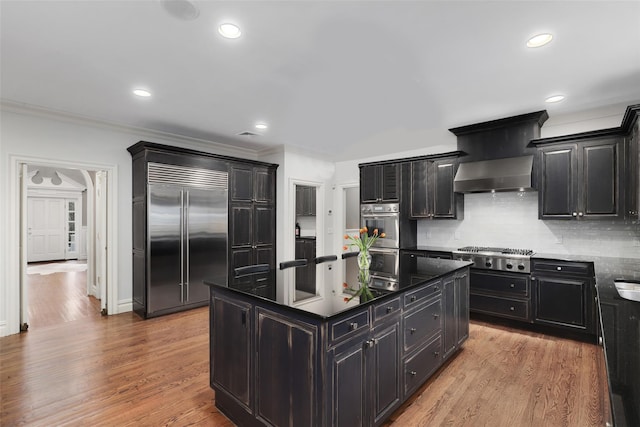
[0,106,258,336]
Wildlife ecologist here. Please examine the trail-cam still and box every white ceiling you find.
[2,1,640,160]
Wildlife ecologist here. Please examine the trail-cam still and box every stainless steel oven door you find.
[361,213,399,248]
[369,248,399,280]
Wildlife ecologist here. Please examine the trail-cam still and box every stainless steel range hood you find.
[453,155,533,193]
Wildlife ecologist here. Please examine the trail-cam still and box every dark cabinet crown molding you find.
[127,141,279,169]
[359,151,465,168]
[531,103,640,146]
[448,110,549,136]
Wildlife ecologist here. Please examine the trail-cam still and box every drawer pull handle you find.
[510,306,515,311]
[410,295,417,302]
[349,322,358,330]
[409,370,417,377]
[386,306,393,313]
[434,351,440,357]
[557,267,562,271]
[434,286,439,291]
[410,327,417,334]
[510,284,515,288]
[433,314,439,319]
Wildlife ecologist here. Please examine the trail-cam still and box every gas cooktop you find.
[455,246,535,256]
[452,246,535,273]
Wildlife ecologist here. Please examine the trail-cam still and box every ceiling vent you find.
[237,131,258,136]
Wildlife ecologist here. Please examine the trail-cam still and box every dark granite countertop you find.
[401,245,455,254]
[205,258,472,320]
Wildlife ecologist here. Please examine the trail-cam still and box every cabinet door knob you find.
[409,370,417,377]
[410,295,417,302]
[557,266,562,271]
[386,306,393,313]
[510,306,515,311]
[433,351,440,357]
[433,314,439,319]
[572,212,577,217]
[578,212,584,217]
[349,322,358,331]
[410,327,417,334]
[510,284,515,288]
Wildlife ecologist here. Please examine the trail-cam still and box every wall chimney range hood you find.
[453,155,533,193]
[449,110,548,194]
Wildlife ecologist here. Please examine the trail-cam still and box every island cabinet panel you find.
[537,137,624,220]
[207,265,470,427]
[626,117,639,218]
[211,296,252,410]
[256,309,316,427]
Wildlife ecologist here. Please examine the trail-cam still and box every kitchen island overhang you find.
[204,258,471,426]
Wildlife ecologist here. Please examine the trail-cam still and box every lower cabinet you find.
[532,258,596,336]
[209,268,470,427]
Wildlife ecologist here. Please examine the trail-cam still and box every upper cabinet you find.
[231,165,275,204]
[624,106,640,219]
[360,163,401,203]
[537,137,624,220]
[410,156,461,219]
[295,185,316,216]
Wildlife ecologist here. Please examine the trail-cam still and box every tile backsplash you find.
[417,192,640,259]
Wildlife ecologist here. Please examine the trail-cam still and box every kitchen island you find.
[205,258,471,427]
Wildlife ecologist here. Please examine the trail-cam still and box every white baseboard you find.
[0,320,8,337]
[117,299,133,314]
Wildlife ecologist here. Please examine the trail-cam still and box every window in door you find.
[67,200,77,254]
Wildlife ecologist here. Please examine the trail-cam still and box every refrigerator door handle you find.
[180,189,185,303]
[185,190,190,302]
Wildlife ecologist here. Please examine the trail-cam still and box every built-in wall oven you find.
[361,203,401,292]
[360,203,399,249]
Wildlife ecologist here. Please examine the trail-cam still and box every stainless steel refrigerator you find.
[147,164,228,315]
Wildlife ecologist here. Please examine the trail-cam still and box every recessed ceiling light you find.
[527,33,553,48]
[218,23,241,39]
[133,89,151,97]
[255,123,268,130]
[160,0,200,21]
[545,94,565,103]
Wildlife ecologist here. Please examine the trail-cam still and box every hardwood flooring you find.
[1,302,609,426]
[26,261,101,330]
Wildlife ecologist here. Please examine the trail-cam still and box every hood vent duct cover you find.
[453,155,533,193]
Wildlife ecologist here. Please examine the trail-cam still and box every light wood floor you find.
[2,272,610,426]
[26,261,101,329]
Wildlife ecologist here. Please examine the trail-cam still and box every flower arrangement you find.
[342,227,385,303]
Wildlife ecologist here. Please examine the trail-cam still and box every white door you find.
[27,197,66,262]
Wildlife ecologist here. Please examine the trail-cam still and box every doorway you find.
[11,157,115,334]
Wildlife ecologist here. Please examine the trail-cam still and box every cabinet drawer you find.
[330,310,370,343]
[532,259,592,276]
[403,281,441,308]
[403,335,442,398]
[470,271,529,297]
[470,294,529,320]
[373,296,401,324]
[403,298,441,352]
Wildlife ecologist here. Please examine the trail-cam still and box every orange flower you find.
[342,245,348,251]
[373,228,379,235]
[343,234,349,239]
[380,232,386,238]
[362,226,368,233]
[343,297,350,302]
[343,282,348,288]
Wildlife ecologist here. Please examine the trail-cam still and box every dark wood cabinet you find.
[208,266,470,426]
[532,259,596,337]
[443,271,469,358]
[296,185,316,216]
[626,115,640,219]
[537,137,624,220]
[229,164,277,299]
[295,238,317,294]
[469,270,531,321]
[410,156,461,219]
[211,295,251,410]
[360,163,401,203]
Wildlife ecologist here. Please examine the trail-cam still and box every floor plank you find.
[2,270,609,426]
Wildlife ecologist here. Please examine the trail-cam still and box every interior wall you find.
[0,106,257,335]
[417,192,640,258]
